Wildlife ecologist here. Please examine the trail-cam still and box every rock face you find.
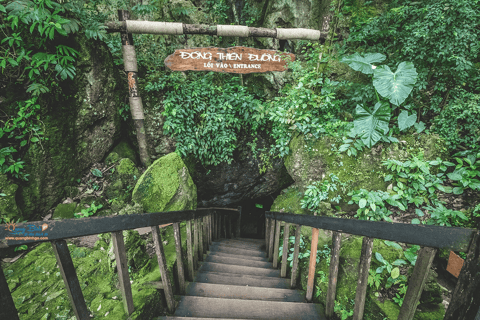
[132,152,197,213]
[191,134,294,207]
[12,33,124,220]
[0,174,21,221]
[278,133,448,212]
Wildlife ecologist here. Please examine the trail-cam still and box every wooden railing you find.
[265,211,480,320]
[0,207,242,320]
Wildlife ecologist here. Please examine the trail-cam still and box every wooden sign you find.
[446,250,464,278]
[164,46,295,74]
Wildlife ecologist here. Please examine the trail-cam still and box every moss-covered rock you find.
[110,140,138,165]
[52,203,78,219]
[284,133,448,211]
[0,174,21,221]
[271,185,309,214]
[105,158,140,203]
[132,152,197,213]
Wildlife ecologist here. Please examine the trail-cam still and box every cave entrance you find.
[238,191,280,239]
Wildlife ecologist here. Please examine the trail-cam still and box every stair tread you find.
[174,296,326,320]
[208,246,267,257]
[205,255,272,268]
[194,271,290,289]
[208,251,268,262]
[198,262,280,277]
[185,282,305,302]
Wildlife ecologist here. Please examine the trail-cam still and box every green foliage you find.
[279,233,325,267]
[346,0,480,145]
[432,92,480,152]
[0,0,79,180]
[372,62,418,106]
[204,0,229,24]
[348,189,393,222]
[334,296,354,320]
[74,202,103,218]
[268,43,347,157]
[353,102,390,148]
[340,52,386,75]
[146,72,266,166]
[300,174,348,214]
[424,203,468,227]
[446,151,480,194]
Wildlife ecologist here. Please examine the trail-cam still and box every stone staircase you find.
[160,238,326,320]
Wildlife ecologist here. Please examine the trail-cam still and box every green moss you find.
[0,174,21,221]
[105,152,120,166]
[52,203,78,219]
[271,186,308,214]
[111,141,138,165]
[132,152,196,213]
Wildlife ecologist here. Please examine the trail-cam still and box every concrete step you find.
[211,241,266,251]
[159,317,251,320]
[194,271,290,289]
[214,239,266,248]
[173,296,326,319]
[185,282,305,302]
[198,262,280,277]
[205,254,272,269]
[208,244,267,258]
[208,251,268,262]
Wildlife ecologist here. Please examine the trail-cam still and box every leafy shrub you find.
[301,174,348,214]
[145,72,267,166]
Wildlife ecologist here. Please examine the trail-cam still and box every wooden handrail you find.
[1,207,240,320]
[265,211,480,320]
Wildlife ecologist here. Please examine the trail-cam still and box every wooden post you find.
[198,217,204,259]
[237,206,242,238]
[208,213,212,245]
[111,231,134,316]
[173,222,186,295]
[273,220,281,269]
[444,230,480,320]
[306,227,319,302]
[281,223,290,278]
[326,232,342,318]
[151,225,175,313]
[194,218,200,263]
[118,10,150,167]
[51,240,90,319]
[268,219,275,261]
[398,246,437,320]
[203,215,208,252]
[265,217,270,247]
[291,224,302,288]
[353,237,374,320]
[228,215,233,239]
[0,267,20,320]
[186,220,194,281]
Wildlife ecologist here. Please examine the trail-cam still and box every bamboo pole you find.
[118,10,150,167]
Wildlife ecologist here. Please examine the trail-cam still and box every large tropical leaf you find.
[354,102,391,148]
[373,62,418,106]
[340,52,386,75]
[398,110,417,131]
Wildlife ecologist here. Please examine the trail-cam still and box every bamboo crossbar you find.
[105,21,327,40]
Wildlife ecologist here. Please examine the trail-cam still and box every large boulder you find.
[7,33,124,220]
[132,152,197,212]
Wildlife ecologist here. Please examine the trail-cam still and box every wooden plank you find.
[208,213,212,245]
[198,218,204,259]
[51,240,90,320]
[281,223,290,278]
[202,216,208,252]
[111,231,134,316]
[236,206,242,238]
[290,224,302,289]
[306,227,319,302]
[173,222,186,295]
[265,211,474,251]
[265,217,270,247]
[268,219,275,261]
[164,47,295,74]
[444,230,480,320]
[273,220,281,269]
[151,225,175,313]
[194,218,200,264]
[353,237,374,320]
[1,209,210,247]
[186,220,194,281]
[0,267,20,320]
[326,232,342,318]
[398,246,437,320]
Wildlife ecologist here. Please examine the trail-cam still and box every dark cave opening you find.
[237,190,282,239]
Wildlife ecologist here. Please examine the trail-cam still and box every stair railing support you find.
[173,222,186,294]
[281,222,290,277]
[0,268,20,320]
[111,231,134,316]
[265,217,270,247]
[306,226,319,302]
[352,236,374,320]
[151,225,175,313]
[290,224,302,288]
[326,231,342,317]
[236,206,242,238]
[268,219,275,261]
[273,220,281,268]
[186,219,194,281]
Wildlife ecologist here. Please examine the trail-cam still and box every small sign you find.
[164,46,295,74]
[446,250,464,278]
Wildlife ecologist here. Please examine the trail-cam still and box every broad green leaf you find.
[373,62,418,106]
[354,102,391,148]
[359,198,367,208]
[341,52,386,75]
[415,209,424,217]
[414,121,426,133]
[392,259,407,266]
[384,240,402,250]
[375,252,386,264]
[398,110,416,131]
[391,267,400,279]
[411,218,420,224]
